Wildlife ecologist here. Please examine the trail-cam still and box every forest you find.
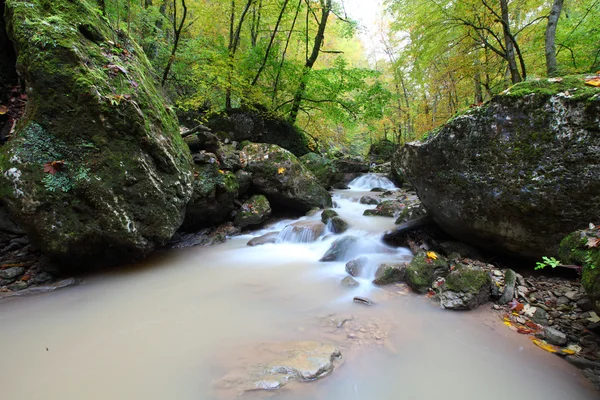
[97,0,599,151]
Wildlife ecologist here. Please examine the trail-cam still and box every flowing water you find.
[0,176,597,400]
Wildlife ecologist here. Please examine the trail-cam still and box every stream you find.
[0,175,597,399]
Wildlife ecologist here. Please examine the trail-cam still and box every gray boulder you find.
[395,77,600,257]
[234,195,271,228]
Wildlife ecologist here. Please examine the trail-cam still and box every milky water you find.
[0,182,597,400]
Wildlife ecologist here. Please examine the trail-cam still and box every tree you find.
[162,0,188,86]
[545,0,564,77]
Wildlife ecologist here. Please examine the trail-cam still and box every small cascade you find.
[276,221,325,243]
[348,174,396,190]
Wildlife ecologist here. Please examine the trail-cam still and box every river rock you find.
[0,266,24,280]
[543,326,568,346]
[278,220,325,243]
[242,143,332,212]
[328,217,348,234]
[364,200,405,218]
[360,196,379,205]
[0,0,193,267]
[345,257,368,277]
[437,265,492,310]
[341,276,359,288]
[234,195,271,228]
[373,263,407,285]
[182,164,238,231]
[320,236,359,262]
[405,252,449,294]
[395,77,600,258]
[234,170,252,196]
[216,145,244,171]
[321,209,339,224]
[559,227,600,314]
[247,231,279,246]
[217,341,341,393]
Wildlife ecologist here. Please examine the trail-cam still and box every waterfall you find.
[348,174,396,190]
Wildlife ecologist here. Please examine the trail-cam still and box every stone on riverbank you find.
[234,195,271,228]
[405,252,449,294]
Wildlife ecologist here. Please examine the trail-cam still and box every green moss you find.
[504,75,599,100]
[559,230,600,293]
[405,252,449,294]
[445,265,491,293]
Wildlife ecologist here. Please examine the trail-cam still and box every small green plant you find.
[535,256,561,270]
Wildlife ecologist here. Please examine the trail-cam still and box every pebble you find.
[557,296,570,306]
[544,327,568,346]
[0,267,25,280]
[565,290,581,301]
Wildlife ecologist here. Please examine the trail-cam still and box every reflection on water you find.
[0,189,596,400]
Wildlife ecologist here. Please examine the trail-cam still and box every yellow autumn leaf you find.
[532,339,557,353]
[277,167,285,174]
[585,76,600,87]
[426,251,438,260]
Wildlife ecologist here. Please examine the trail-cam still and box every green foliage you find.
[534,256,561,270]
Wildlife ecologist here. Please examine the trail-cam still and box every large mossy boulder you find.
[437,265,492,310]
[207,108,310,156]
[242,143,331,212]
[396,76,600,258]
[0,0,193,266]
[559,227,600,314]
[182,164,238,231]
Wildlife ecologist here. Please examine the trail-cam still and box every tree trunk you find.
[545,0,564,77]
[499,0,521,84]
[272,0,302,104]
[288,0,331,124]
[226,0,254,109]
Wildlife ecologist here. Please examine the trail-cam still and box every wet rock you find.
[353,296,373,306]
[363,200,405,218]
[217,341,341,393]
[279,221,326,243]
[345,257,368,277]
[405,252,449,294]
[499,269,517,305]
[577,298,593,312]
[234,195,271,228]
[360,196,379,205]
[33,271,52,284]
[328,217,348,234]
[341,276,359,288]
[0,206,24,235]
[370,187,386,192]
[373,263,407,286]
[543,326,568,346]
[247,232,279,247]
[299,152,338,190]
[438,265,492,310]
[0,267,24,280]
[320,236,359,262]
[242,143,332,212]
[216,145,244,171]
[321,209,339,224]
[565,356,600,370]
[333,157,369,174]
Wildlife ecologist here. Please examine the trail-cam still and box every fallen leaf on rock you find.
[585,76,600,87]
[43,160,65,175]
[277,167,285,174]
[426,251,438,260]
[0,105,8,114]
[586,237,600,248]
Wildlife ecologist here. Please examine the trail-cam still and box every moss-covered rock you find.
[405,252,449,294]
[373,263,407,286]
[328,216,348,234]
[242,143,331,213]
[321,209,338,224]
[438,264,492,310]
[559,227,600,314]
[395,202,427,225]
[398,76,600,258]
[234,194,271,228]
[0,0,193,266]
[182,164,238,231]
